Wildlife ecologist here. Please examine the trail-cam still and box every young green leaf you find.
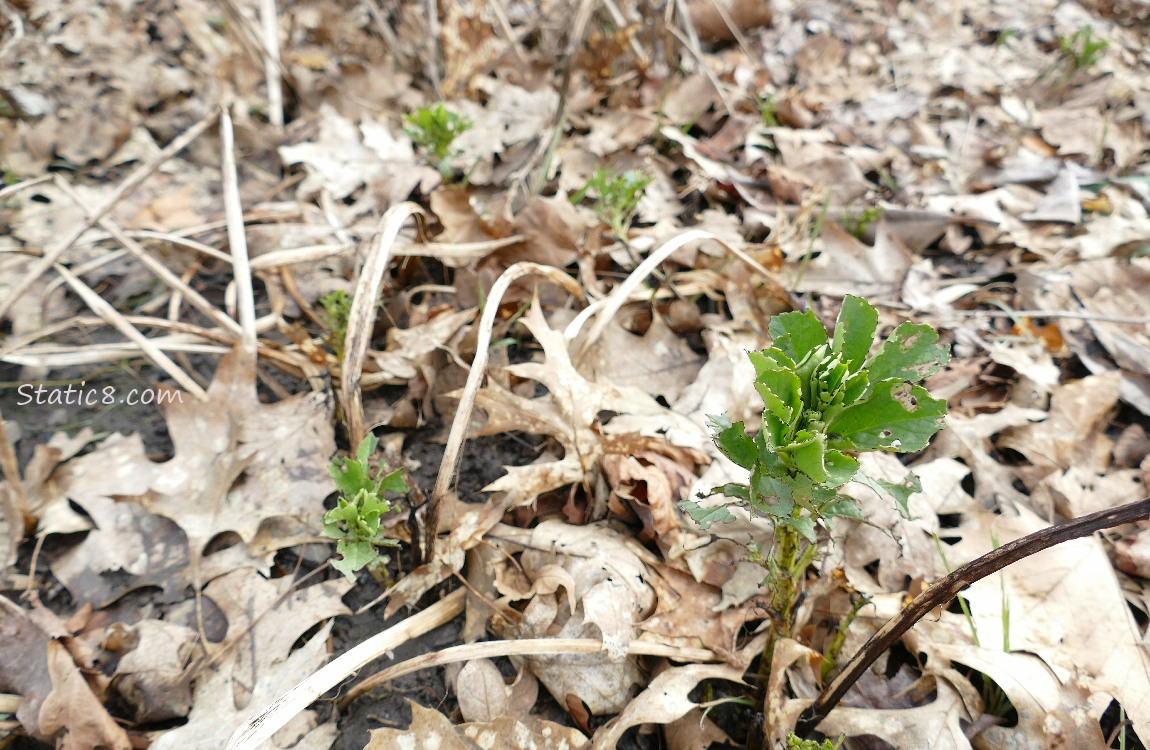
[831,295,878,372]
[679,500,738,529]
[827,381,946,452]
[708,415,758,469]
[786,430,829,483]
[768,310,829,362]
[332,540,380,582]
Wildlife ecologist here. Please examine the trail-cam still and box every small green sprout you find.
[404,103,473,179]
[318,290,352,362]
[786,733,845,750]
[757,92,780,128]
[571,167,651,241]
[842,205,884,240]
[1058,25,1108,72]
[994,27,1020,47]
[323,434,406,582]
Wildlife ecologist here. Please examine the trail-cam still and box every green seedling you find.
[318,290,352,362]
[404,103,473,179]
[757,92,780,128]
[1058,25,1108,72]
[681,295,950,680]
[323,433,406,582]
[786,733,845,750]
[571,167,651,241]
[842,205,884,240]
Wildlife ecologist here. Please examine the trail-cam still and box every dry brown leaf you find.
[590,662,746,749]
[470,304,702,508]
[456,657,511,723]
[110,619,201,723]
[363,701,588,750]
[579,314,704,403]
[639,564,760,663]
[363,702,471,750]
[150,569,349,749]
[925,645,1107,750]
[142,348,335,562]
[944,502,1150,741]
[813,679,974,749]
[664,707,731,750]
[490,521,655,714]
[999,372,1121,473]
[39,640,133,750]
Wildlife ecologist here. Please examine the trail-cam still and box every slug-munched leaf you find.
[679,500,738,529]
[709,415,758,470]
[865,322,950,384]
[854,471,923,519]
[827,381,946,452]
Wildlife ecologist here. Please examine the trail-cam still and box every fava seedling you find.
[323,433,406,582]
[680,296,950,682]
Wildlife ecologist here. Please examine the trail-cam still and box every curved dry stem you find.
[427,262,584,554]
[341,202,425,448]
[224,589,466,750]
[570,229,725,360]
[339,636,720,710]
[220,105,257,353]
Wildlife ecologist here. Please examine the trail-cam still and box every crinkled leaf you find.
[679,500,739,530]
[854,471,923,519]
[332,539,379,581]
[712,483,751,501]
[827,381,947,453]
[329,455,366,497]
[758,497,795,518]
[786,430,828,483]
[778,515,817,544]
[832,295,879,372]
[824,450,860,488]
[753,472,794,503]
[377,467,408,494]
[708,415,758,470]
[768,310,829,361]
[865,322,950,384]
[821,499,864,520]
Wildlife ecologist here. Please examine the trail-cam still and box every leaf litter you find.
[1,0,1150,748]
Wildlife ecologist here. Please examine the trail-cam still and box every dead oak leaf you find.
[143,348,335,559]
[471,304,694,506]
[364,701,588,750]
[0,597,130,750]
[149,568,349,750]
[639,564,762,664]
[590,662,747,750]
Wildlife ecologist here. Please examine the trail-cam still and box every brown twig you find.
[794,496,1150,738]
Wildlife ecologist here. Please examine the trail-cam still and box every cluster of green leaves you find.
[786,733,844,750]
[682,295,950,539]
[404,103,473,178]
[1058,25,1108,71]
[323,434,406,582]
[318,290,352,362]
[571,167,651,240]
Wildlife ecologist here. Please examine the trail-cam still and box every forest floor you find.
[2,0,1150,748]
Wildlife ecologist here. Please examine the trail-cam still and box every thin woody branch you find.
[795,496,1150,737]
